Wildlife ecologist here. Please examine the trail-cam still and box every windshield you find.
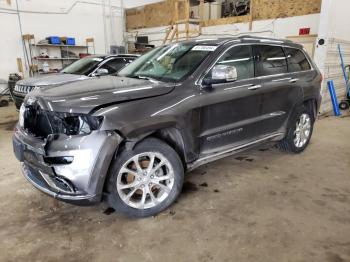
[118,43,215,82]
[61,57,103,75]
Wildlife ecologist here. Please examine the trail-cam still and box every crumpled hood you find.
[26,76,175,114]
[16,73,89,87]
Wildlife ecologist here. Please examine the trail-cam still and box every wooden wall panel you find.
[254,0,321,20]
[201,15,248,27]
[126,0,186,29]
[126,0,321,30]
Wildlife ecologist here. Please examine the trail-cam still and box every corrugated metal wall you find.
[320,38,350,114]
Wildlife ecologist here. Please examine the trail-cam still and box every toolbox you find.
[46,36,61,45]
[61,37,76,45]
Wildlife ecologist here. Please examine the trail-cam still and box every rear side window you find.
[253,45,287,77]
[284,47,311,72]
[216,45,254,80]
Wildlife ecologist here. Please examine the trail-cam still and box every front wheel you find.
[106,138,184,218]
[278,105,314,153]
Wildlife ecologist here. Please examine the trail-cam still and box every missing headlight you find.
[53,114,103,136]
[21,103,103,138]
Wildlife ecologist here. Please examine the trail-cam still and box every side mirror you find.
[202,65,238,87]
[94,68,109,77]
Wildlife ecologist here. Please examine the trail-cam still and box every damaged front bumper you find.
[13,125,122,205]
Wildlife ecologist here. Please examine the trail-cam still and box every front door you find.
[198,45,264,155]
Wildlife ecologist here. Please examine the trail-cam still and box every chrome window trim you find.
[196,42,314,87]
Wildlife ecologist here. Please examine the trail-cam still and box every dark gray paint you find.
[14,36,322,205]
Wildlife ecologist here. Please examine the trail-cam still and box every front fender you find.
[92,90,200,165]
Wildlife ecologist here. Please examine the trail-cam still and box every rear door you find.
[252,44,303,135]
[198,45,264,154]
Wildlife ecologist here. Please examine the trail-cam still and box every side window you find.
[100,58,133,74]
[215,45,254,80]
[254,45,288,77]
[284,47,311,72]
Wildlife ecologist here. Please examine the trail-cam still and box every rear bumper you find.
[13,125,122,206]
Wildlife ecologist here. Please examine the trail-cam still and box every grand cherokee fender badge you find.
[206,128,243,142]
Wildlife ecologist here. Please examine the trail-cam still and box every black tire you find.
[339,100,350,110]
[278,104,314,153]
[106,137,184,218]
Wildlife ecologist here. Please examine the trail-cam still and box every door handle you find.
[289,78,299,83]
[247,84,261,90]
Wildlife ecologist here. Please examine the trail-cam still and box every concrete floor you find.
[0,103,350,262]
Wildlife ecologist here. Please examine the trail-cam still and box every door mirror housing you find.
[94,68,109,77]
[202,65,238,87]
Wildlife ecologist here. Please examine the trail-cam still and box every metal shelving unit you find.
[23,36,95,75]
[32,44,89,47]
[29,43,88,74]
[34,57,80,61]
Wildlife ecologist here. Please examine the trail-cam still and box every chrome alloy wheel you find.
[116,152,175,209]
[294,113,311,148]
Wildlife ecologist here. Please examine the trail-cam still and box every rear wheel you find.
[107,138,184,218]
[278,105,314,153]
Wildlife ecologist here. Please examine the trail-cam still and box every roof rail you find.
[238,35,292,43]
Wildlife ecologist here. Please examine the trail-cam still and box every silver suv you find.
[12,54,139,109]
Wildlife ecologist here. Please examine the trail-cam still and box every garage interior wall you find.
[0,0,125,80]
[314,0,350,114]
[126,0,321,51]
[127,0,350,115]
[127,14,320,47]
[1,0,349,114]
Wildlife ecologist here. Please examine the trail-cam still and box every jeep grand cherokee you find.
[13,36,322,218]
